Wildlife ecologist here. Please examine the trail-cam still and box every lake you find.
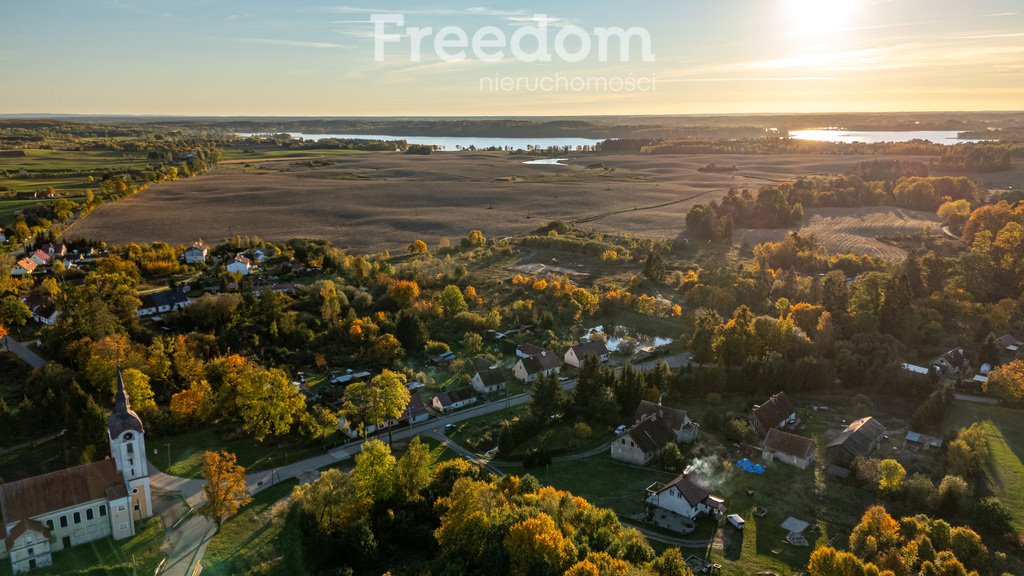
[523,158,569,166]
[789,129,988,144]
[236,132,604,150]
[585,325,674,354]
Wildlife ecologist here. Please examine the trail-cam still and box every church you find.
[0,371,154,573]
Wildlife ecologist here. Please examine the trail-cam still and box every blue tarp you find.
[737,458,766,475]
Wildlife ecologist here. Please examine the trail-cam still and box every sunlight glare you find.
[783,0,861,37]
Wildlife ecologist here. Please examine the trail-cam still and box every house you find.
[28,251,50,267]
[23,293,58,326]
[634,401,699,443]
[38,244,66,259]
[471,367,507,395]
[931,347,969,376]
[427,350,456,367]
[250,249,267,263]
[330,370,372,386]
[226,254,252,276]
[136,291,190,318]
[611,416,677,465]
[183,242,208,265]
[513,350,561,383]
[826,417,886,466]
[402,395,431,425]
[904,431,943,450]
[761,428,816,470]
[431,388,477,413]
[749,392,797,436]
[901,363,931,376]
[564,340,611,368]
[997,334,1022,354]
[11,259,37,276]
[645,473,725,521]
[516,343,546,359]
[0,372,153,573]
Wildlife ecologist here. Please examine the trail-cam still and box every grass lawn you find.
[446,404,528,451]
[499,453,679,516]
[202,480,298,576]
[151,428,330,479]
[944,402,1024,531]
[0,517,164,576]
[0,198,59,225]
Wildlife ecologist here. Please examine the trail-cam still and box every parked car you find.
[727,514,746,530]
[614,424,627,435]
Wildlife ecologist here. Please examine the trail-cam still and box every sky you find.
[0,0,1022,116]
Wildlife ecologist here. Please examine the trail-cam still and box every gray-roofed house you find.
[762,428,816,470]
[827,417,886,466]
[471,367,507,395]
[612,401,698,465]
[997,334,1022,354]
[749,392,797,436]
[136,290,190,318]
[564,340,611,368]
[431,388,477,414]
[513,350,561,383]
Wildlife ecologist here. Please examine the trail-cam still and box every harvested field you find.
[735,207,942,261]
[68,150,949,252]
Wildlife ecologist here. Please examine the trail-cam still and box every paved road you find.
[1,336,47,369]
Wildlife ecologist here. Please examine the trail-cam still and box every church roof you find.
[108,369,144,437]
[0,459,126,525]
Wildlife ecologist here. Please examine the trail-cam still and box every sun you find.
[783,0,861,37]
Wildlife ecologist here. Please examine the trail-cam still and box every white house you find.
[226,254,252,276]
[761,428,816,470]
[931,348,969,376]
[513,350,561,383]
[431,388,477,413]
[183,242,208,265]
[0,371,153,573]
[645,474,725,521]
[28,251,50,267]
[402,395,431,425]
[611,401,698,466]
[564,340,611,368]
[136,291,190,318]
[470,368,507,395]
[23,293,58,326]
[11,259,37,277]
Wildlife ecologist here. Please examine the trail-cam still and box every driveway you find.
[1,336,47,369]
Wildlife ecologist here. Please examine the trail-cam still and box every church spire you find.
[113,366,131,414]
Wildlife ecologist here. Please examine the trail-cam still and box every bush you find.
[523,448,552,469]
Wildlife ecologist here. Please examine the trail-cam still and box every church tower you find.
[107,369,153,523]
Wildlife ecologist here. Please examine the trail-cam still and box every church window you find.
[99,505,107,517]
[59,516,68,528]
[127,442,134,453]
[27,547,34,556]
[86,508,94,521]
[46,520,53,530]
[73,512,81,524]
[117,505,126,512]
[124,433,133,441]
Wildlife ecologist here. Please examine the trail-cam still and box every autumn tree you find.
[394,436,436,502]
[353,439,397,503]
[170,379,214,423]
[292,467,366,534]
[849,505,901,563]
[505,513,577,576]
[878,459,906,495]
[388,280,421,307]
[984,359,1024,402]
[120,368,157,418]
[201,450,252,528]
[217,357,306,442]
[408,239,428,254]
[341,369,411,444]
[434,284,468,318]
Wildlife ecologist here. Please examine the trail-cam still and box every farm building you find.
[431,388,477,413]
[330,370,372,386]
[931,347,969,376]
[183,242,208,264]
[827,417,886,466]
[901,363,931,376]
[471,367,507,395]
[513,350,561,382]
[997,334,1022,354]
[749,392,797,436]
[761,428,816,470]
[136,291,190,318]
[904,431,942,450]
[645,473,725,522]
[564,340,610,368]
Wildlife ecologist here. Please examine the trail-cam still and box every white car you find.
[614,425,627,435]
[727,514,745,530]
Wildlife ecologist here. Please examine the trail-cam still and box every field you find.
[944,402,1024,531]
[735,206,943,261]
[66,151,959,253]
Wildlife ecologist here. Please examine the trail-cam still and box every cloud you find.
[222,37,353,49]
